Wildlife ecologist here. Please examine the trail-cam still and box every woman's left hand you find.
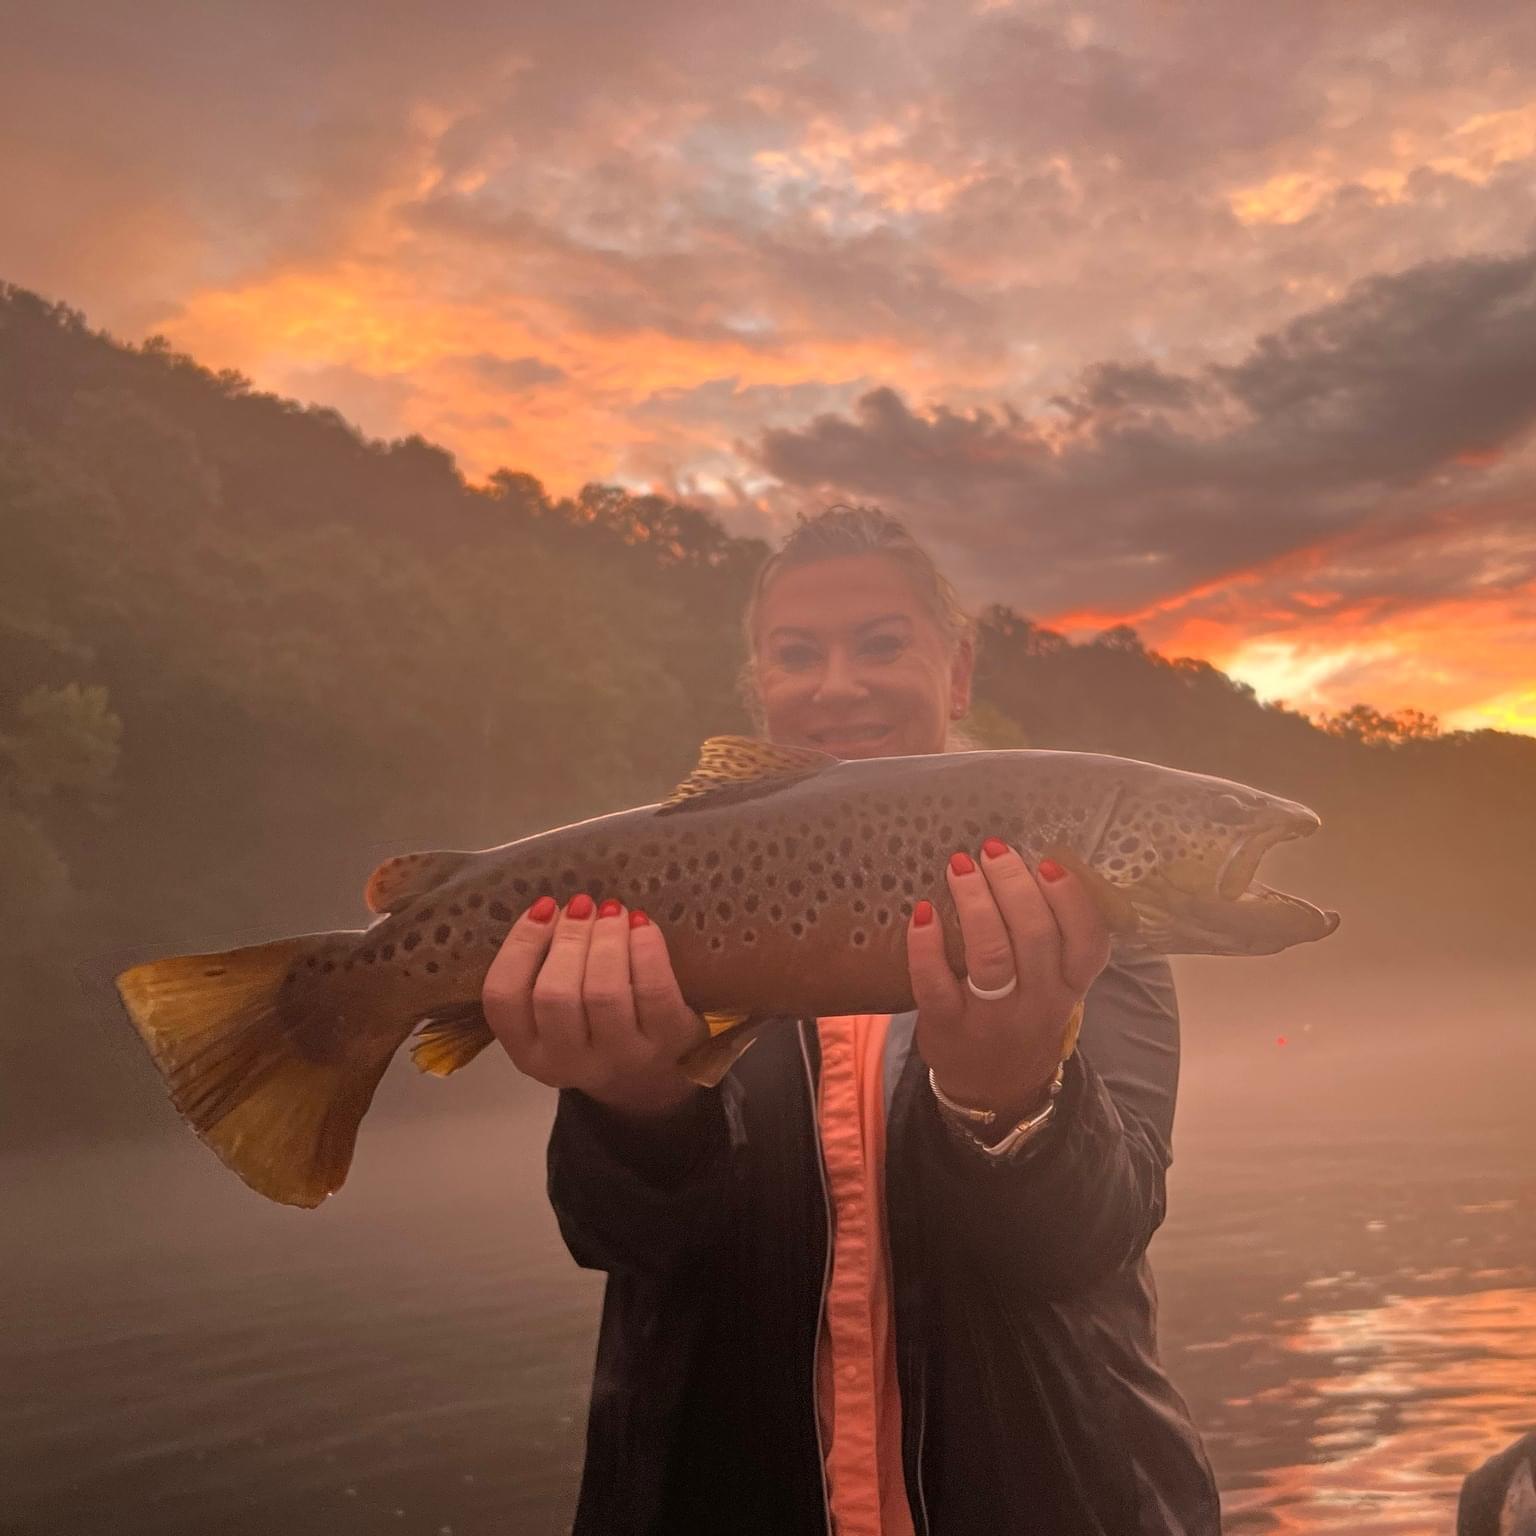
[907,838,1112,1125]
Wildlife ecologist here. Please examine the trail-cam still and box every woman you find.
[482,506,1221,1535]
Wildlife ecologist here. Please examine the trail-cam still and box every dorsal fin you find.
[657,735,839,816]
[363,850,474,915]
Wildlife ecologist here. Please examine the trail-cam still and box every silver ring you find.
[965,972,1018,1001]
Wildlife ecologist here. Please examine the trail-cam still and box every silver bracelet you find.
[931,1059,1068,1162]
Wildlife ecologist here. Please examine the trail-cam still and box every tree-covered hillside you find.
[2,282,1531,1143]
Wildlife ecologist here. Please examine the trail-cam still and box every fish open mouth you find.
[1215,806,1322,902]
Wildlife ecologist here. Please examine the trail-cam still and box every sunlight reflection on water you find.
[1220,1287,1536,1532]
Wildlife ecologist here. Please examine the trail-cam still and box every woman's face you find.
[751,554,973,759]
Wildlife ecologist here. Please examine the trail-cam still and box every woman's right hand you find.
[483,894,707,1122]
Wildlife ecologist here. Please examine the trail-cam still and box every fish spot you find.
[765,873,778,888]
[705,851,720,869]
[615,852,630,870]
[852,930,866,946]
[831,872,846,889]
[743,929,756,944]
[852,899,868,914]
[816,888,829,903]
[709,871,724,890]
[913,815,929,832]
[880,873,897,892]
[511,879,529,896]
[807,859,824,875]
[666,862,682,881]
[750,854,765,872]
[360,948,376,963]
[647,875,663,894]
[769,903,784,922]
[812,833,827,850]
[902,877,915,896]
[790,920,804,937]
[381,944,395,960]
[839,836,853,856]
[687,856,700,873]
[709,935,724,952]
[448,904,462,917]
[415,908,435,924]
[403,932,422,951]
[450,950,461,961]
[731,865,745,882]
[804,908,818,924]
[426,961,439,974]
[560,868,577,887]
[322,960,336,973]
[488,900,513,923]
[744,893,760,913]
[694,912,707,932]
[716,901,732,921]
[434,925,451,944]
[787,878,804,897]
[876,909,892,926]
[767,841,781,857]
[669,902,686,922]
[204,966,227,977]
[306,957,317,968]
[467,893,484,909]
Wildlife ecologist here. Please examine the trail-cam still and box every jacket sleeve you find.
[913,950,1181,1299]
[545,1082,741,1279]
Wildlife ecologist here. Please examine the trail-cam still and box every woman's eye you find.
[861,633,906,660]
[774,645,819,670]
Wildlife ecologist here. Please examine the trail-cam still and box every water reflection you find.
[1220,1287,1536,1532]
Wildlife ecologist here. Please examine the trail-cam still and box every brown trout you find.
[115,736,1338,1208]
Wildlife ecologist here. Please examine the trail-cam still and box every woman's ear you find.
[949,636,975,718]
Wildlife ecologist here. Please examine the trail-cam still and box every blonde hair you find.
[738,503,980,748]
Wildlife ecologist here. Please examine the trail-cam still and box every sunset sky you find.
[4,1,1536,732]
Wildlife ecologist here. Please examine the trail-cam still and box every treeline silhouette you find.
[2,281,1532,1145]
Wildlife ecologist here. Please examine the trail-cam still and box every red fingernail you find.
[567,893,594,919]
[913,899,934,927]
[597,899,622,918]
[949,850,975,876]
[1039,858,1067,882]
[529,895,557,923]
[982,836,1009,860]
[629,909,650,929]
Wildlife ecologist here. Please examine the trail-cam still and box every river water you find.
[5,962,1534,1535]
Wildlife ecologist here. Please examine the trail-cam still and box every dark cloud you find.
[752,246,1536,612]
[464,353,568,390]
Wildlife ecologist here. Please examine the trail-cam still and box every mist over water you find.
[6,958,1534,1536]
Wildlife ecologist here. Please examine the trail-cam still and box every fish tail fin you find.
[114,932,394,1209]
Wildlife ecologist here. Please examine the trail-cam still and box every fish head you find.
[1079,761,1340,957]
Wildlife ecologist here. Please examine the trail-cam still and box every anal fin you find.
[410,1005,495,1077]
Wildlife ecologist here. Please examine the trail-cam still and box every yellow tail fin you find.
[114,932,393,1209]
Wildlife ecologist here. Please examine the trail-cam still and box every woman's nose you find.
[811,649,868,703]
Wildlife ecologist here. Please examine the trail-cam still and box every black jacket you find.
[546,952,1222,1535]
